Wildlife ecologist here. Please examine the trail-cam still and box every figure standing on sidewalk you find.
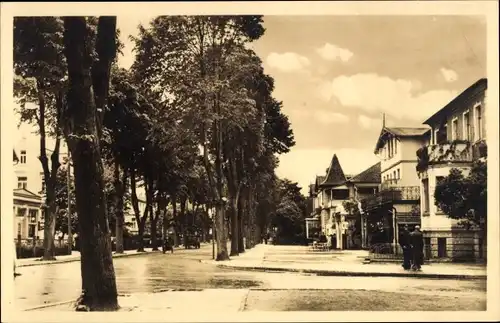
[410,225,424,271]
[399,224,412,270]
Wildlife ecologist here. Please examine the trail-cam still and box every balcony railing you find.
[381,179,400,191]
[472,139,487,159]
[416,140,473,172]
[362,186,420,211]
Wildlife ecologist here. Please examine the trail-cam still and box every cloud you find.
[277,148,380,195]
[319,73,458,121]
[440,67,458,82]
[316,43,353,62]
[314,110,349,125]
[266,52,311,72]
[358,115,381,129]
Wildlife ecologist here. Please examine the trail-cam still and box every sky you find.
[113,15,486,195]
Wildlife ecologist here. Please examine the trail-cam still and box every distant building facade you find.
[13,125,69,242]
[308,155,381,250]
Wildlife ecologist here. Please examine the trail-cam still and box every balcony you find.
[362,186,420,211]
[416,140,473,172]
[472,139,487,160]
[380,179,400,191]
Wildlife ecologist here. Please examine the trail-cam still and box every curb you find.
[23,299,75,311]
[17,251,155,268]
[214,264,487,280]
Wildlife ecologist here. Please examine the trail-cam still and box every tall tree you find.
[434,161,487,232]
[14,17,66,260]
[62,16,118,311]
[132,15,265,261]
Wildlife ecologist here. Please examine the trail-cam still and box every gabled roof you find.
[424,78,487,126]
[349,162,381,184]
[319,154,346,187]
[14,188,42,201]
[374,126,430,152]
[385,127,430,137]
[309,183,316,195]
[315,175,326,187]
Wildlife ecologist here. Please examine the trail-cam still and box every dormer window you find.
[20,150,27,164]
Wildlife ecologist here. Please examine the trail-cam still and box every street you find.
[15,244,486,311]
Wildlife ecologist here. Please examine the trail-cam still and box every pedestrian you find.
[162,236,173,254]
[399,224,412,270]
[264,233,269,245]
[410,225,424,271]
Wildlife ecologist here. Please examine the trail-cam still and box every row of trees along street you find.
[13,16,305,311]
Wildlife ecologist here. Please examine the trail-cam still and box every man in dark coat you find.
[410,225,424,271]
[399,224,412,270]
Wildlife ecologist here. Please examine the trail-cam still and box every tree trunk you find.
[151,192,162,251]
[229,196,239,256]
[180,196,187,246]
[172,194,179,247]
[215,201,229,261]
[63,17,118,311]
[237,194,245,253]
[151,211,158,251]
[37,88,61,261]
[130,169,147,252]
[114,165,126,254]
[42,190,57,260]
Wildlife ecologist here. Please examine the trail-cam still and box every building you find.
[13,126,70,242]
[12,149,43,241]
[416,78,487,261]
[308,156,381,250]
[347,162,381,249]
[362,124,428,252]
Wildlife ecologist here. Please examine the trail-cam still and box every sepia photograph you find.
[1,1,499,322]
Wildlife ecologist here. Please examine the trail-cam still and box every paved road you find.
[14,244,486,311]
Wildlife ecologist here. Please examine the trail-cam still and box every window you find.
[435,176,445,213]
[463,110,471,141]
[29,209,38,222]
[451,118,459,140]
[20,150,26,164]
[28,224,36,238]
[394,138,397,154]
[17,176,27,189]
[422,179,430,213]
[397,169,400,180]
[393,171,397,182]
[424,237,431,260]
[438,238,447,258]
[475,104,483,140]
[17,208,27,217]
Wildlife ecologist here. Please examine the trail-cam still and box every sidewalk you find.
[31,289,249,313]
[204,244,487,279]
[16,248,156,268]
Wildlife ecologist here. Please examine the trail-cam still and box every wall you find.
[14,123,69,195]
[379,135,402,174]
[420,165,471,230]
[380,136,426,186]
[429,90,486,144]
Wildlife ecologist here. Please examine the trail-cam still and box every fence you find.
[368,240,485,262]
[15,238,71,259]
